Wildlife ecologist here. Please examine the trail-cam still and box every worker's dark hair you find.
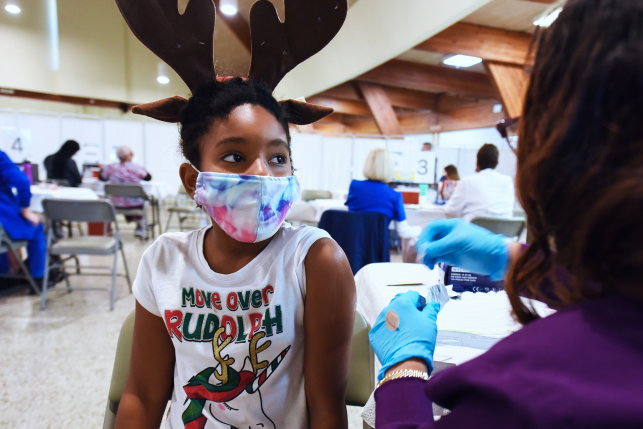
[179,77,292,170]
[476,144,499,170]
[51,140,80,178]
[444,165,460,181]
[507,0,643,324]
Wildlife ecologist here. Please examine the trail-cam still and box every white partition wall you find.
[104,120,145,165]
[320,136,353,192]
[61,117,103,166]
[17,114,60,177]
[143,122,183,195]
[290,133,324,191]
[1,106,517,198]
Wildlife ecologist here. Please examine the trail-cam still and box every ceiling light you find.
[5,1,20,14]
[443,55,482,68]
[219,0,238,15]
[157,62,169,85]
[534,7,562,27]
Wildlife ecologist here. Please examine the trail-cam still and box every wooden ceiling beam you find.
[357,82,403,135]
[382,86,436,111]
[0,87,130,111]
[437,100,506,132]
[213,0,251,52]
[483,61,530,118]
[342,100,504,135]
[306,95,372,116]
[357,60,498,99]
[416,22,533,66]
[316,82,362,101]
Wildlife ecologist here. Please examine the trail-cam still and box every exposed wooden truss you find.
[308,15,540,135]
[358,60,498,99]
[357,82,403,135]
[484,61,530,118]
[415,23,533,65]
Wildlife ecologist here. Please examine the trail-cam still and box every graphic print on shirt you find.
[164,285,289,429]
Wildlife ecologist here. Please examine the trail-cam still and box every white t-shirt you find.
[442,169,515,222]
[133,224,331,429]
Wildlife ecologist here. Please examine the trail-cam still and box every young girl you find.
[116,77,355,429]
[112,1,354,428]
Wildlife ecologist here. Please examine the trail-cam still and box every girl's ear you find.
[179,162,198,199]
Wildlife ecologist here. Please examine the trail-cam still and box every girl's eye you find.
[223,153,244,163]
[271,154,287,165]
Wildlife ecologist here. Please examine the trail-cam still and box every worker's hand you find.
[20,208,41,227]
[416,218,510,281]
[369,291,439,381]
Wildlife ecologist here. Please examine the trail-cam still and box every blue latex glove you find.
[369,291,439,381]
[416,218,510,281]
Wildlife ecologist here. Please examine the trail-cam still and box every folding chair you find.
[41,199,131,311]
[0,221,40,294]
[104,184,162,239]
[102,310,374,429]
[165,186,202,232]
[470,216,526,241]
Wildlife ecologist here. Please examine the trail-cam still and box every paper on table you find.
[437,291,550,338]
[382,272,427,286]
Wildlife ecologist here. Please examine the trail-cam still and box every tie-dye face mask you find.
[192,169,300,243]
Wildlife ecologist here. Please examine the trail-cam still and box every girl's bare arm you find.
[115,301,175,429]
[304,238,356,429]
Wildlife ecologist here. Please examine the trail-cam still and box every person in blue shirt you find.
[346,148,420,238]
[0,150,46,289]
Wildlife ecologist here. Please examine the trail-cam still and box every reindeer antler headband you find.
[115,0,348,125]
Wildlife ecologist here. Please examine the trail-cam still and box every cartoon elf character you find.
[182,328,290,429]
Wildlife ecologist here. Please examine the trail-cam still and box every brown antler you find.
[248,0,348,91]
[115,0,217,92]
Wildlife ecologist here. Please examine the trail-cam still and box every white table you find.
[287,198,347,223]
[80,179,173,200]
[404,204,447,228]
[29,185,99,213]
[354,262,545,376]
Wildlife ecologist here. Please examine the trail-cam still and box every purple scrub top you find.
[375,294,643,428]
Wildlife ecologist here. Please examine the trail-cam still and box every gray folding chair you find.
[41,199,131,310]
[0,221,40,294]
[104,184,162,239]
[471,216,526,241]
[165,186,203,232]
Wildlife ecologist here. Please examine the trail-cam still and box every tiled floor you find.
[0,216,365,429]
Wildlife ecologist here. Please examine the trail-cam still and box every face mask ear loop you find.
[189,163,201,174]
[188,163,203,208]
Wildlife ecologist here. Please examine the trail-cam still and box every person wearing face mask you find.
[368,0,643,427]
[113,2,355,429]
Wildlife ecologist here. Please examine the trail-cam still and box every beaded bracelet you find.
[377,369,429,389]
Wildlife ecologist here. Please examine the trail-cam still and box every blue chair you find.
[318,210,390,274]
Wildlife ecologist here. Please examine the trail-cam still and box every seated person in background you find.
[346,148,420,238]
[0,149,46,291]
[422,142,432,152]
[44,140,82,187]
[99,145,152,239]
[442,143,515,221]
[438,164,460,202]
